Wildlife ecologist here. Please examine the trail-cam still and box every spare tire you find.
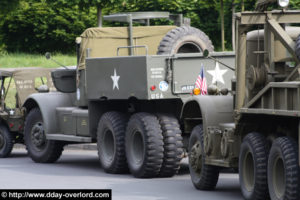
[157,26,214,55]
[296,34,300,60]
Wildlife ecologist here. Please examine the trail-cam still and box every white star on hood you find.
[111,69,120,90]
[207,62,228,84]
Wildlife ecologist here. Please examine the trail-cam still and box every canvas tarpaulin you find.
[5,67,55,106]
[78,26,176,69]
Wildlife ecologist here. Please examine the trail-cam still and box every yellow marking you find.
[81,120,87,126]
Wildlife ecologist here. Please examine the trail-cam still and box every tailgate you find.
[172,52,235,94]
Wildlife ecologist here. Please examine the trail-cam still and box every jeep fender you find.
[181,95,234,133]
[23,92,75,135]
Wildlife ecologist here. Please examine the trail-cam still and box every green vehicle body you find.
[186,5,300,200]
[25,52,234,142]
[22,12,235,178]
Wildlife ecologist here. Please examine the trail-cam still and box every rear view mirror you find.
[45,52,51,60]
[203,49,209,58]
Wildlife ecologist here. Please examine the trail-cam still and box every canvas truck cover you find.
[5,67,55,106]
[78,26,176,69]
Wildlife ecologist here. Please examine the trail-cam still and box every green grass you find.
[0,53,76,68]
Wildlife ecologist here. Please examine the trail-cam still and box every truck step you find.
[46,134,92,143]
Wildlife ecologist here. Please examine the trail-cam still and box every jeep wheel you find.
[157,114,183,177]
[157,26,214,55]
[0,125,13,158]
[239,132,269,200]
[24,108,64,163]
[97,111,128,174]
[188,125,219,190]
[268,137,299,200]
[125,113,164,178]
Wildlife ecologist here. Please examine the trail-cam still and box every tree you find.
[1,1,96,53]
[47,0,123,27]
[0,0,20,14]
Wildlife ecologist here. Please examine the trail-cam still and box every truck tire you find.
[125,112,164,178]
[239,132,269,200]
[0,125,13,158]
[24,108,64,163]
[157,114,183,177]
[188,125,219,190]
[296,35,300,60]
[97,111,128,174]
[157,26,214,55]
[268,137,299,200]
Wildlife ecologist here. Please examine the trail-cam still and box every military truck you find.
[187,1,300,200]
[0,67,54,158]
[22,12,235,178]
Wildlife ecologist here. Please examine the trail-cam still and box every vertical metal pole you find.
[97,6,102,27]
[236,24,247,110]
[178,14,183,26]
[265,21,275,75]
[129,15,133,55]
[221,0,225,51]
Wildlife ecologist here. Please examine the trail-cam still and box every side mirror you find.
[45,52,51,60]
[203,49,209,58]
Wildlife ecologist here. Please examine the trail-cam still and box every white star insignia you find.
[111,69,120,90]
[207,62,228,84]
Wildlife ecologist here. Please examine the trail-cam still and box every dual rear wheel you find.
[239,132,299,200]
[188,127,299,200]
[96,112,183,178]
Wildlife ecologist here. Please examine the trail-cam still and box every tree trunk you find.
[220,0,225,51]
[97,5,102,27]
[241,0,245,11]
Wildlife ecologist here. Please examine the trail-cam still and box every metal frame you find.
[117,45,148,56]
[103,12,185,55]
[235,10,300,110]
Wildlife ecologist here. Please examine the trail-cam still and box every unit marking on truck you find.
[150,68,164,79]
[151,93,164,99]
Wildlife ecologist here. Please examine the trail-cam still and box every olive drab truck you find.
[186,1,300,200]
[22,12,235,178]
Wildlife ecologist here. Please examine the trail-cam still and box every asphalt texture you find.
[0,148,243,200]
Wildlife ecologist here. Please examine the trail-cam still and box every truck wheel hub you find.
[31,122,45,147]
[190,141,202,176]
[132,131,144,165]
[273,156,286,198]
[103,129,115,161]
[243,151,255,192]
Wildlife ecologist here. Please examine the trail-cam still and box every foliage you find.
[0,0,299,53]
[0,0,20,14]
[1,1,96,53]
[46,0,122,10]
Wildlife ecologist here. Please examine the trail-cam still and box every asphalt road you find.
[0,148,243,200]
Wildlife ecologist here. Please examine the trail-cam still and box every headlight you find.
[278,0,289,8]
